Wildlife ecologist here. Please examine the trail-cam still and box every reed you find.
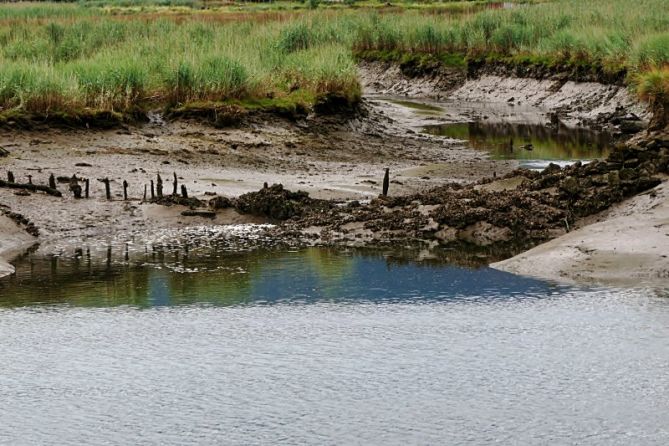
[0,0,666,118]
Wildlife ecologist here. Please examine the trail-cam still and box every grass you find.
[0,0,667,123]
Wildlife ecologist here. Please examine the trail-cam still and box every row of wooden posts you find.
[4,170,189,201]
[3,167,392,200]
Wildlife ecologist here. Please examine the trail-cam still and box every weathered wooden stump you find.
[156,174,163,198]
[382,168,390,197]
[27,175,33,185]
[85,178,90,198]
[7,171,14,183]
[69,175,82,199]
[123,180,128,201]
[143,184,147,202]
[172,172,178,196]
[49,174,57,189]
[150,180,155,199]
[98,178,111,200]
[0,179,62,197]
[181,184,188,199]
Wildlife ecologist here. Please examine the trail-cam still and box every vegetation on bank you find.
[0,0,667,123]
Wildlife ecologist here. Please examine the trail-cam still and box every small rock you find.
[181,210,216,218]
[209,196,232,210]
[434,226,458,244]
[560,176,581,195]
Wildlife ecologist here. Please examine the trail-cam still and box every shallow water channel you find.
[386,97,614,170]
[424,121,612,169]
[1,245,668,444]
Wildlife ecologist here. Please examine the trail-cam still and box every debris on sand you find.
[234,183,331,220]
[271,132,668,252]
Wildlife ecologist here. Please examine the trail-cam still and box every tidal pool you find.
[1,247,668,445]
[424,121,613,169]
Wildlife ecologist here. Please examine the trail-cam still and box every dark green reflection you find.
[0,245,566,308]
[424,122,612,160]
[0,248,358,308]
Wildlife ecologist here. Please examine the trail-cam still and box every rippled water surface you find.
[1,247,668,445]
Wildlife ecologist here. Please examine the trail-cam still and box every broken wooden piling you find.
[69,175,82,199]
[156,174,163,198]
[98,178,111,200]
[123,180,128,201]
[382,168,390,197]
[181,184,188,199]
[0,179,62,197]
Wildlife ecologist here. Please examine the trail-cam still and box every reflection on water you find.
[0,247,565,308]
[424,122,612,162]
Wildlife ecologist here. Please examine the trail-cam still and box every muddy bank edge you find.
[0,215,36,278]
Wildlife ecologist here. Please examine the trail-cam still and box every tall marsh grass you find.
[0,0,667,117]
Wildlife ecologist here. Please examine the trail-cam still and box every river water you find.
[1,247,668,445]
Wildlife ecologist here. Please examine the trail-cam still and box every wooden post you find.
[104,178,111,200]
[70,175,82,199]
[27,175,32,185]
[263,182,268,189]
[150,180,155,199]
[123,180,128,201]
[143,184,147,202]
[156,174,163,198]
[85,178,90,198]
[172,172,178,196]
[181,184,188,199]
[7,171,14,183]
[49,174,56,189]
[382,168,389,197]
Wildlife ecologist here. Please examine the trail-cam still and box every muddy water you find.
[384,97,613,171]
[423,122,612,167]
[1,246,669,444]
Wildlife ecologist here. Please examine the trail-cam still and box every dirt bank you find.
[360,61,650,132]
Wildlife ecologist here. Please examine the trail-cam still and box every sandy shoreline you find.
[492,178,669,287]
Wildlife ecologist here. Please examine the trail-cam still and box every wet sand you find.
[492,178,669,287]
[0,215,35,277]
